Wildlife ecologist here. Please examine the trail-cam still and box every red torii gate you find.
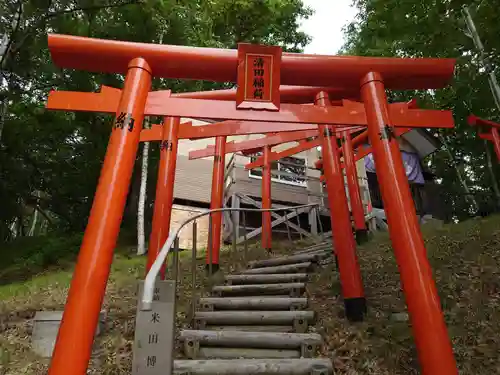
[44,33,457,375]
[188,127,364,252]
[245,100,421,244]
[48,85,363,276]
[468,114,500,161]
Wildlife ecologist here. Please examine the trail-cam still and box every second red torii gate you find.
[244,99,435,168]
[187,126,364,252]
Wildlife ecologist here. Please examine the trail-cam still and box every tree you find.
[343,0,500,220]
[0,0,312,241]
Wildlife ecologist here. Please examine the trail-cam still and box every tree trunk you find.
[137,140,150,255]
[9,217,18,239]
[0,99,8,142]
[439,134,478,213]
[28,207,38,236]
[484,140,500,209]
[0,3,22,143]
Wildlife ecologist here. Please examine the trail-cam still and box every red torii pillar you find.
[342,131,368,244]
[262,145,273,252]
[48,58,152,375]
[468,115,500,162]
[491,128,500,161]
[188,130,327,253]
[316,91,366,322]
[361,72,457,375]
[207,136,226,274]
[145,116,180,278]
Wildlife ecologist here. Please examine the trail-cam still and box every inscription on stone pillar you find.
[132,280,176,375]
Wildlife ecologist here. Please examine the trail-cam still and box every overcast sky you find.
[299,0,357,54]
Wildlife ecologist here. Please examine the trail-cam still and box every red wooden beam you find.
[47,89,363,125]
[140,121,316,141]
[47,89,454,128]
[207,136,226,273]
[315,91,365,321]
[186,126,364,159]
[174,85,358,103]
[48,34,456,90]
[318,146,373,182]
[50,94,367,126]
[80,84,356,104]
[468,115,500,161]
[468,114,500,130]
[245,139,321,169]
[47,57,152,375]
[188,130,318,159]
[361,72,457,374]
[479,132,493,141]
[247,127,413,169]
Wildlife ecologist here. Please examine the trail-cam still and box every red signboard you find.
[236,43,282,111]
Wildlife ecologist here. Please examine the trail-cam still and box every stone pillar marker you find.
[132,280,176,375]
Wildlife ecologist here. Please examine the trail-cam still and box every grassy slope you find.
[1,216,500,374]
[309,215,500,374]
[0,239,300,374]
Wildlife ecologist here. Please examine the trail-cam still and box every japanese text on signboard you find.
[245,54,273,102]
[236,43,281,111]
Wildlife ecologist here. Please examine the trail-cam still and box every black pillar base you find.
[344,297,367,322]
[355,229,369,245]
[264,248,272,254]
[205,263,220,275]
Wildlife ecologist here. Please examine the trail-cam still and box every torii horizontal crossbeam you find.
[468,114,500,130]
[141,121,318,141]
[189,130,317,159]
[48,34,455,90]
[46,89,359,125]
[246,127,412,169]
[245,139,320,169]
[48,89,453,128]
[174,85,359,103]
[187,127,363,159]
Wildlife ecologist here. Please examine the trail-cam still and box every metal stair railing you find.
[141,203,319,311]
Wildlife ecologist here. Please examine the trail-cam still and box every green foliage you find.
[306,215,500,374]
[343,0,500,220]
[0,232,83,284]
[0,0,312,240]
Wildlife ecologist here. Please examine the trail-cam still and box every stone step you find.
[179,330,322,350]
[242,262,313,275]
[198,297,308,311]
[206,325,295,333]
[247,253,321,269]
[188,347,300,359]
[293,248,330,257]
[193,311,314,333]
[225,273,308,285]
[180,330,320,358]
[294,243,331,254]
[212,282,305,297]
[173,358,333,375]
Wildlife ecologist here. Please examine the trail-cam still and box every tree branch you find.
[0,1,23,70]
[44,0,142,19]
[10,0,142,57]
[36,205,54,226]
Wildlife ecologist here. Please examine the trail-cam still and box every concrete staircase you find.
[173,243,334,375]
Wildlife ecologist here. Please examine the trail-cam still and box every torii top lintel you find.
[174,85,359,103]
[48,34,455,90]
